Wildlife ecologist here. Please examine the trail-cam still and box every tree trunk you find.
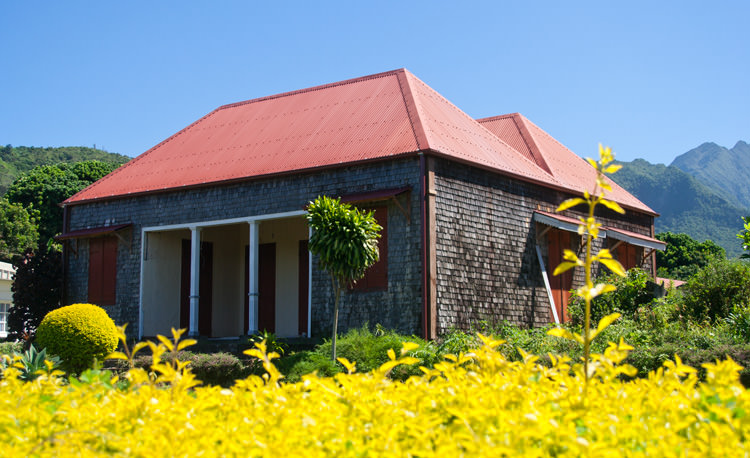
[331,275,341,361]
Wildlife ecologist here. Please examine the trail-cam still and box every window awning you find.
[340,186,411,204]
[56,223,132,240]
[605,227,666,251]
[533,211,665,251]
[533,211,581,234]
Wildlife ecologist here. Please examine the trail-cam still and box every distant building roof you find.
[0,261,15,281]
[64,69,655,215]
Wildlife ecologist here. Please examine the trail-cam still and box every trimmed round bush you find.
[35,303,118,373]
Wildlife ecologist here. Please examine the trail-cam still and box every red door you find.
[616,243,638,271]
[547,230,573,322]
[180,240,213,336]
[244,243,277,333]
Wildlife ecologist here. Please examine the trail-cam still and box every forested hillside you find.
[612,157,748,257]
[671,141,750,209]
[0,145,129,194]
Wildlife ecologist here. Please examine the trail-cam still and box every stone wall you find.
[65,158,424,338]
[432,159,656,335]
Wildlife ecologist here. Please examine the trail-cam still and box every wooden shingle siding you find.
[433,159,655,334]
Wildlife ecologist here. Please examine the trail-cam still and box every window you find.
[352,206,388,291]
[0,302,9,335]
[88,236,118,305]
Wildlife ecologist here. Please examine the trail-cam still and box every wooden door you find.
[616,243,638,271]
[244,243,277,333]
[298,240,309,336]
[180,240,213,336]
[547,230,573,322]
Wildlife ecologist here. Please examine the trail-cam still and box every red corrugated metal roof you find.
[64,69,655,216]
[478,113,655,214]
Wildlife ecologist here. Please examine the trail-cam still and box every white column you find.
[247,221,259,334]
[189,226,201,336]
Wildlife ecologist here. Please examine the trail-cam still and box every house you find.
[59,69,665,340]
[0,261,16,339]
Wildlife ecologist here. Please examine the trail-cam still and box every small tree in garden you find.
[306,196,381,361]
[548,144,628,391]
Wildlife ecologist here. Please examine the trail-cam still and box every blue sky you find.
[1,1,748,164]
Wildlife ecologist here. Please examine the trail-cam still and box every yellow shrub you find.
[1,331,749,457]
[35,303,118,373]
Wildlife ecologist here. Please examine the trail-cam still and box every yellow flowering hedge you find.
[2,330,749,457]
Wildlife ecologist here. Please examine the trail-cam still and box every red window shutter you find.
[353,206,388,291]
[88,236,118,305]
[88,238,103,304]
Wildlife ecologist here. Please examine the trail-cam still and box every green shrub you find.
[35,303,118,373]
[108,350,247,387]
[680,258,750,323]
[278,325,435,382]
[0,341,23,355]
[568,268,654,326]
[316,326,429,375]
[726,305,750,342]
[186,352,245,387]
[277,352,342,383]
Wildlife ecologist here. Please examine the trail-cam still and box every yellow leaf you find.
[553,262,577,276]
[156,335,175,352]
[600,257,626,277]
[547,327,584,344]
[562,249,581,262]
[177,339,197,351]
[589,312,622,341]
[600,198,625,214]
[603,164,622,174]
[556,198,586,212]
[401,342,419,355]
[586,157,598,169]
[106,351,128,361]
[337,357,357,374]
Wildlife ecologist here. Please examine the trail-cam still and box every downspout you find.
[419,153,428,339]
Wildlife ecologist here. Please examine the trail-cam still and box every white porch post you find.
[189,226,201,337]
[247,221,259,334]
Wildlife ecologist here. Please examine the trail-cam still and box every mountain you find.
[671,141,750,209]
[611,158,747,257]
[0,145,130,194]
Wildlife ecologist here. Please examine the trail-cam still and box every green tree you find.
[680,257,750,323]
[4,161,119,244]
[306,196,381,361]
[738,217,750,259]
[655,232,725,280]
[0,198,38,262]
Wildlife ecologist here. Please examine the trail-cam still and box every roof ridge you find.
[217,68,408,112]
[395,70,429,151]
[511,114,553,175]
[474,113,558,179]
[520,115,655,214]
[476,113,519,123]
